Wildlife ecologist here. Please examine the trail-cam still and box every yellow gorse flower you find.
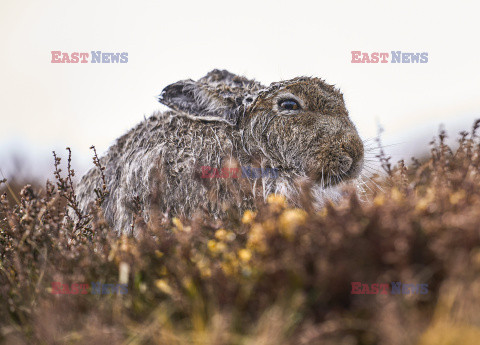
[215,229,227,241]
[278,209,307,240]
[238,249,252,263]
[267,194,287,210]
[242,210,257,224]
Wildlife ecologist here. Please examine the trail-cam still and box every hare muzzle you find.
[338,155,354,173]
[312,134,364,186]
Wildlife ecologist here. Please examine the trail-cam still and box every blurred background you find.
[1,0,479,183]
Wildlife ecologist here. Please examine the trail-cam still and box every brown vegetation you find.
[1,122,480,345]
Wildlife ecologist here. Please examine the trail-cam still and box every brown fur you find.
[75,69,364,235]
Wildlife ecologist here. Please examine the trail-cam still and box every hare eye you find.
[279,99,300,111]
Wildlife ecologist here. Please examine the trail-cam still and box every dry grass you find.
[1,122,480,345]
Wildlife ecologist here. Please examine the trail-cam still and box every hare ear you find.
[157,79,202,114]
[158,79,246,125]
[158,70,264,125]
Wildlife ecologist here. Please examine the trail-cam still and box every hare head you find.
[158,69,364,189]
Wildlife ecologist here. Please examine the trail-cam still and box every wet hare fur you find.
[76,69,364,235]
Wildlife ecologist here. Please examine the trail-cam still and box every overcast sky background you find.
[1,0,479,181]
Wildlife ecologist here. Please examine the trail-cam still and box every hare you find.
[75,69,364,235]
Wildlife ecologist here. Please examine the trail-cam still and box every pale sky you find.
[1,0,479,180]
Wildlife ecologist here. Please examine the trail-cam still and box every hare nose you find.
[338,155,353,173]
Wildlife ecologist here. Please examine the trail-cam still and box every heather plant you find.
[0,122,480,345]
